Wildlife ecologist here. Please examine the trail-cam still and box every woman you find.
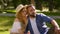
[10,4,28,34]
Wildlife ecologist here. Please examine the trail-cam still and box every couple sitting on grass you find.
[10,4,60,34]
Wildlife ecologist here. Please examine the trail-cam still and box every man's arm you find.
[51,19,60,30]
[40,13,60,29]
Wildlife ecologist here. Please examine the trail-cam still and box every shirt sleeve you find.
[40,13,53,23]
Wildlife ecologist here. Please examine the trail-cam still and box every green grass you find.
[5,10,16,14]
[0,16,15,26]
[0,16,15,34]
[0,31,9,34]
[37,12,60,16]
[46,19,60,27]
[0,9,16,14]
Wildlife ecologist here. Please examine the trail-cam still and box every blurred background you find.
[0,0,60,34]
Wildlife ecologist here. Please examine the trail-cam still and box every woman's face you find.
[21,8,27,16]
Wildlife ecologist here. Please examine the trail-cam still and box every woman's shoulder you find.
[13,18,21,26]
[13,18,21,24]
[14,18,20,22]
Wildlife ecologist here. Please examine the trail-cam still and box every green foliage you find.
[21,0,30,5]
[54,0,60,9]
[12,0,30,8]
[37,12,60,16]
[12,0,22,8]
[46,19,60,27]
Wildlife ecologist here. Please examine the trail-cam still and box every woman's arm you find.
[14,18,24,34]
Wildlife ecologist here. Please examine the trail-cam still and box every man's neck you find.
[29,15,36,19]
[29,14,36,18]
[30,16,35,18]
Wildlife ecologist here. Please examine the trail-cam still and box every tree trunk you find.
[48,0,54,11]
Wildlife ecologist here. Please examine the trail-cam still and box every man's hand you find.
[27,31,30,34]
[55,27,60,34]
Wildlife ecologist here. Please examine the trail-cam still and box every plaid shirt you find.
[25,13,53,34]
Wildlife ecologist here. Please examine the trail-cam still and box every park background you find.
[0,0,60,34]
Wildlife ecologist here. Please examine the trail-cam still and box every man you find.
[25,4,60,34]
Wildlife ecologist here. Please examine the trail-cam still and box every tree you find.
[12,0,22,8]
[0,0,8,12]
[25,0,31,4]
[31,0,35,5]
[0,0,7,9]
[48,0,54,11]
[54,0,60,9]
[35,0,42,11]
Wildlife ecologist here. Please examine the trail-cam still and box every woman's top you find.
[10,19,21,33]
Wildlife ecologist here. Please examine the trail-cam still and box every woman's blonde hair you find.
[16,4,28,33]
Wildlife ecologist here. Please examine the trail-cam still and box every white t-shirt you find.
[10,19,21,33]
[30,18,40,34]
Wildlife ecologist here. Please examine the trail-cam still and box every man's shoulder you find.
[36,13,46,16]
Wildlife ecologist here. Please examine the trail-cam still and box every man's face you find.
[27,6,36,17]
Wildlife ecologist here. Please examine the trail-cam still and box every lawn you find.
[0,16,15,34]
[0,31,9,34]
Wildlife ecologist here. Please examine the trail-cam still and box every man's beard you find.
[30,14,36,17]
